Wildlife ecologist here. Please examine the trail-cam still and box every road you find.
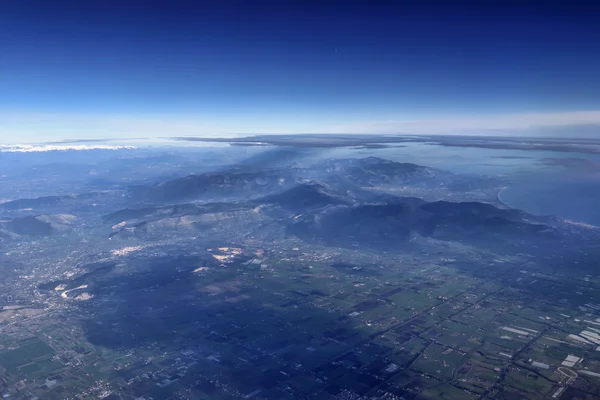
[552,367,578,399]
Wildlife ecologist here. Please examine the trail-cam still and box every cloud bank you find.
[322,111,600,136]
[0,110,599,143]
[0,144,136,153]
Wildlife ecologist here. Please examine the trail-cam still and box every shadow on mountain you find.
[130,170,300,203]
[0,191,129,216]
[0,214,77,238]
[128,148,317,203]
[252,181,352,212]
[314,157,449,187]
[104,177,559,255]
[127,156,498,204]
[288,199,557,251]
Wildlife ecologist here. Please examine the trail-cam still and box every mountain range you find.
[0,157,559,250]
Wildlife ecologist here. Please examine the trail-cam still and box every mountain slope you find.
[253,181,352,212]
[314,157,450,186]
[0,214,77,237]
[129,157,458,203]
[288,199,554,247]
[131,169,298,202]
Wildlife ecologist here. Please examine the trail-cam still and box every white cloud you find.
[0,144,136,152]
[0,111,319,143]
[0,112,239,143]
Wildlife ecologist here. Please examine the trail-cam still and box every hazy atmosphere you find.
[2,1,600,142]
[1,2,600,400]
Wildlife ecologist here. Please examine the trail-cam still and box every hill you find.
[0,214,77,237]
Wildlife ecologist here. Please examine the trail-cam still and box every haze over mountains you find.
[11,156,549,253]
[2,145,600,399]
[0,156,586,254]
[131,157,459,203]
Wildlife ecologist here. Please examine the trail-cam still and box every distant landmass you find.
[168,134,600,154]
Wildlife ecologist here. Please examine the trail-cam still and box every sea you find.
[325,142,600,227]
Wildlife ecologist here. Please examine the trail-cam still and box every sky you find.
[1,0,600,142]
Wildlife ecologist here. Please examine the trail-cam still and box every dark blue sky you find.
[1,0,600,140]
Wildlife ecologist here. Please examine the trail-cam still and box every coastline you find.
[496,186,512,209]
[497,185,598,228]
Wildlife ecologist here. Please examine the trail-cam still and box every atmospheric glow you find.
[1,3,599,142]
[1,110,600,143]
[323,110,600,135]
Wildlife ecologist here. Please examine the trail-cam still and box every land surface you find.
[0,148,600,399]
[169,134,600,154]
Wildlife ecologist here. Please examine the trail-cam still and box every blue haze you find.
[1,1,600,139]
